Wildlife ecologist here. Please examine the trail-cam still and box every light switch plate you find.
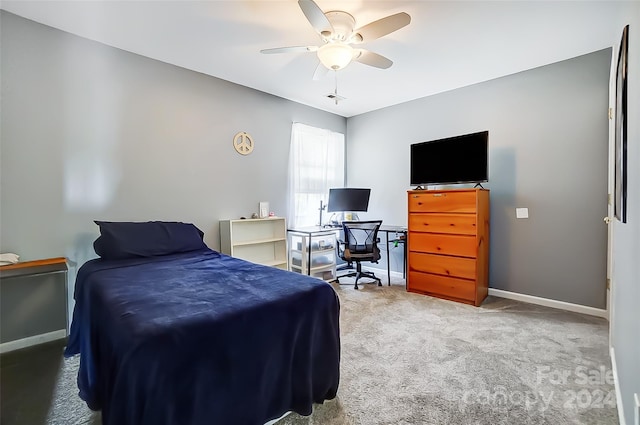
[516,208,529,219]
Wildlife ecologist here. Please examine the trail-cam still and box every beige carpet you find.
[46,275,616,425]
[279,276,617,425]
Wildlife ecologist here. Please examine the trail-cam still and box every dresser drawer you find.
[409,233,477,258]
[408,190,477,213]
[408,214,477,235]
[408,271,476,302]
[408,252,476,280]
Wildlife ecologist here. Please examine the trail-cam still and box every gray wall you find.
[0,11,345,318]
[610,3,640,424]
[347,49,611,310]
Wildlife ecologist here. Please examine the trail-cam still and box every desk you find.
[289,225,407,285]
[378,225,407,286]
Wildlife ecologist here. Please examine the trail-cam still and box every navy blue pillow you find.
[93,221,207,260]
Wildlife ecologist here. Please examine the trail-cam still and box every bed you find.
[64,221,341,425]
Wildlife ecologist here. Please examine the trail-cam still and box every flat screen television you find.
[410,131,488,187]
[327,188,371,212]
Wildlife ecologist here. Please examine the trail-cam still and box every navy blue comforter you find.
[64,249,340,425]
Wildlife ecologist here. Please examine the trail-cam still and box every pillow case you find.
[93,221,207,260]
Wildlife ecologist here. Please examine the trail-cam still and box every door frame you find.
[606,51,617,346]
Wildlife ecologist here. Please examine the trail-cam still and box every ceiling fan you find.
[261,0,411,80]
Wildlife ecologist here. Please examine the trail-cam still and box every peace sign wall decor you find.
[233,131,254,155]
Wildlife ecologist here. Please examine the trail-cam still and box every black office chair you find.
[335,220,383,289]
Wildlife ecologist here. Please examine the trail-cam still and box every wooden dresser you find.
[407,188,489,306]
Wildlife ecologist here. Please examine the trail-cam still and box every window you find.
[287,123,345,228]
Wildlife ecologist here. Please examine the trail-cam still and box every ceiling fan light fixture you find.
[317,43,354,70]
[261,0,411,78]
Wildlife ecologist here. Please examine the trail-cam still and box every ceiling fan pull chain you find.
[334,71,339,105]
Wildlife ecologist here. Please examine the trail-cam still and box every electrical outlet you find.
[516,207,529,219]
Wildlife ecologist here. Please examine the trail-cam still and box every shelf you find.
[291,266,335,281]
[220,217,288,269]
[263,260,288,268]
[232,237,286,247]
[310,264,335,272]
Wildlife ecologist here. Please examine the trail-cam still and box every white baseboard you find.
[361,265,404,279]
[610,347,627,425]
[488,288,608,318]
[358,268,608,318]
[0,329,66,354]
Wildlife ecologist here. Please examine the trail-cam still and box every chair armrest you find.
[336,240,349,260]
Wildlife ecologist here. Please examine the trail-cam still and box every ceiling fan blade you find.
[260,46,318,54]
[312,62,329,80]
[352,12,411,43]
[298,0,333,35]
[353,49,393,69]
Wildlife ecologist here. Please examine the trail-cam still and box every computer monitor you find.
[327,188,371,213]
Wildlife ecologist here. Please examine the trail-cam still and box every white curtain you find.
[287,123,345,228]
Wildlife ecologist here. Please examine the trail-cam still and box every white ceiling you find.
[0,1,625,117]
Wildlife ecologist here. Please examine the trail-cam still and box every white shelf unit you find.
[219,217,288,270]
[288,230,337,281]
